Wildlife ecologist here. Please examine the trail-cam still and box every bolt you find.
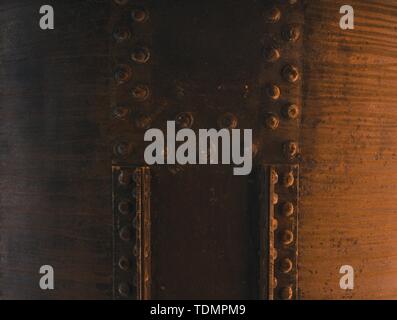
[114,142,131,157]
[282,64,300,83]
[118,283,131,297]
[282,202,295,217]
[282,25,301,42]
[272,193,279,205]
[271,169,279,185]
[119,226,132,242]
[283,104,300,120]
[266,84,281,100]
[218,113,238,129]
[272,218,279,231]
[118,256,131,271]
[114,65,132,84]
[282,230,294,245]
[280,286,293,300]
[131,47,150,64]
[132,8,148,23]
[280,258,293,274]
[118,170,131,186]
[265,113,280,130]
[265,7,281,23]
[113,27,131,42]
[112,106,129,120]
[283,141,299,159]
[132,85,150,101]
[118,200,132,215]
[263,47,280,62]
[283,171,295,188]
[176,112,194,129]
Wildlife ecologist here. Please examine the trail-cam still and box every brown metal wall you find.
[301,0,397,299]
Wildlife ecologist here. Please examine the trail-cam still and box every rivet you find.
[273,248,278,260]
[218,113,238,129]
[282,104,300,120]
[131,47,150,64]
[282,25,301,42]
[282,64,300,83]
[118,170,131,186]
[266,84,281,100]
[271,169,279,185]
[263,47,280,63]
[114,65,132,85]
[272,218,279,231]
[282,230,294,245]
[114,142,131,158]
[112,106,130,120]
[132,85,150,101]
[118,283,131,297]
[119,226,132,242]
[118,256,131,271]
[113,27,131,42]
[265,113,280,130]
[176,112,194,129]
[265,7,281,23]
[283,141,299,159]
[118,200,132,215]
[280,286,293,300]
[280,258,293,274]
[274,278,278,289]
[135,115,152,129]
[132,8,149,23]
[283,171,295,188]
[282,202,295,217]
[272,193,279,205]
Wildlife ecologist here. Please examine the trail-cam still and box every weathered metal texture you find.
[112,166,150,300]
[300,0,397,299]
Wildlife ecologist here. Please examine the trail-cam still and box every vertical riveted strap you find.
[110,0,153,300]
[259,0,303,300]
[112,166,151,300]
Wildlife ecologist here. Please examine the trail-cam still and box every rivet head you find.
[176,112,194,129]
[272,193,279,205]
[113,27,131,42]
[218,113,238,129]
[265,113,280,130]
[263,47,280,62]
[118,283,131,297]
[280,258,293,274]
[131,47,150,64]
[119,226,132,242]
[282,25,301,42]
[272,248,278,260]
[112,106,130,120]
[283,171,295,188]
[118,256,131,271]
[282,230,294,245]
[272,218,279,231]
[282,202,295,217]
[283,141,299,159]
[115,65,132,84]
[282,64,300,83]
[132,8,148,23]
[118,170,131,186]
[271,169,279,185]
[132,85,150,101]
[274,277,278,289]
[266,84,281,100]
[118,200,132,215]
[114,142,131,158]
[283,104,300,120]
[265,7,281,23]
[280,286,293,300]
[135,115,152,129]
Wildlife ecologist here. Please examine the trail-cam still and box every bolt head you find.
[118,283,131,297]
[118,200,132,215]
[113,27,131,42]
[265,7,281,23]
[131,47,150,64]
[280,258,293,274]
[282,202,295,217]
[283,104,300,120]
[218,113,238,129]
[265,114,280,130]
[263,47,280,62]
[266,84,281,100]
[282,65,300,83]
[115,65,132,84]
[118,256,131,271]
[176,112,194,129]
[271,169,279,185]
[119,226,132,242]
[283,171,295,188]
[282,25,301,42]
[280,286,293,300]
[283,141,299,159]
[282,230,294,245]
[132,8,148,23]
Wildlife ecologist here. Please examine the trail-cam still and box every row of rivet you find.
[264,2,301,162]
[270,166,298,300]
